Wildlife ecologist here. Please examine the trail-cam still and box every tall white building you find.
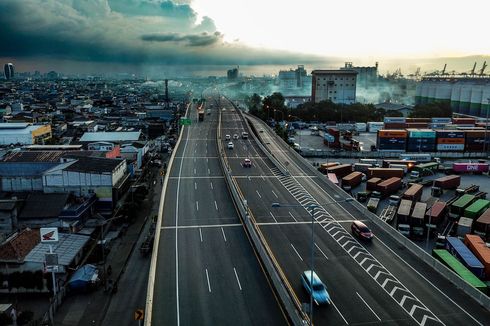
[311,70,358,104]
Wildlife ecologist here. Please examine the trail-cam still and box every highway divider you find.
[217,109,306,325]
[245,113,490,311]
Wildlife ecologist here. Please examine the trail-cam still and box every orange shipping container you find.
[437,138,465,144]
[378,130,407,138]
[464,234,490,280]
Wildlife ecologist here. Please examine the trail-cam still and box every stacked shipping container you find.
[436,130,465,151]
[465,130,490,151]
[377,130,407,151]
[406,129,436,152]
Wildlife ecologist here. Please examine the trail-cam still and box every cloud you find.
[0,0,325,69]
[141,32,222,47]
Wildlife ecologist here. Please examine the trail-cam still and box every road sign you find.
[40,227,59,243]
[179,118,191,126]
[134,309,144,320]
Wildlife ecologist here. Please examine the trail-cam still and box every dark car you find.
[243,158,252,167]
[351,220,374,241]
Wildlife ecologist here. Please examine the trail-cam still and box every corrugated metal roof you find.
[24,233,90,266]
[80,131,141,142]
[1,151,65,163]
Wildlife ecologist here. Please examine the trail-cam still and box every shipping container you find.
[446,237,485,278]
[376,177,401,197]
[377,138,407,151]
[366,177,382,191]
[327,173,339,186]
[436,144,465,151]
[383,123,406,129]
[368,168,404,179]
[359,158,378,166]
[353,163,372,173]
[433,175,461,189]
[389,164,408,174]
[453,163,489,173]
[464,234,490,280]
[425,202,447,225]
[432,118,452,123]
[407,118,431,123]
[457,217,474,238]
[406,122,428,129]
[384,117,406,123]
[318,162,339,174]
[474,208,490,241]
[378,130,408,138]
[452,117,476,125]
[399,153,432,162]
[327,164,353,178]
[367,122,384,133]
[403,184,423,202]
[437,138,465,144]
[382,160,416,170]
[411,202,427,238]
[413,162,439,173]
[397,199,413,225]
[407,129,436,138]
[436,130,465,139]
[464,199,490,219]
[342,172,362,189]
[450,194,476,218]
[432,249,487,293]
[367,197,380,213]
[355,123,367,132]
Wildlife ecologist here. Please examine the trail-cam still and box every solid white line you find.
[271,190,279,198]
[194,168,196,174]
[205,269,211,293]
[162,223,243,229]
[290,243,303,261]
[314,243,329,260]
[194,158,196,163]
[196,201,199,211]
[269,211,278,223]
[210,182,213,190]
[233,268,243,291]
[289,211,298,222]
[256,190,262,198]
[208,168,210,174]
[199,228,203,242]
[331,300,349,324]
[214,201,218,210]
[356,292,381,321]
[221,227,227,242]
[194,182,197,190]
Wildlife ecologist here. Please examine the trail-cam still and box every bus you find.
[432,249,487,293]
[359,159,378,166]
[445,237,485,279]
[450,194,476,219]
[399,153,432,163]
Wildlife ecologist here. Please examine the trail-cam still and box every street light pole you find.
[484,98,490,155]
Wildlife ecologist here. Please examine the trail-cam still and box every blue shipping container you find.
[436,131,465,138]
[445,237,485,278]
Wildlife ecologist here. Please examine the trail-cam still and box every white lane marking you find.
[205,269,212,293]
[261,175,265,181]
[269,211,278,223]
[162,223,244,229]
[194,158,196,163]
[233,268,243,291]
[206,158,209,163]
[331,300,349,324]
[221,227,227,242]
[208,168,210,175]
[210,182,213,190]
[194,182,197,190]
[289,212,298,222]
[314,243,329,260]
[214,201,218,210]
[271,190,279,198]
[194,168,196,174]
[356,292,381,321]
[256,190,262,198]
[290,243,303,261]
[196,201,199,211]
[199,228,203,242]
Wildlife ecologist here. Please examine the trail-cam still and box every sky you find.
[0,0,489,76]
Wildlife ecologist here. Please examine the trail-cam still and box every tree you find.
[410,101,452,118]
[262,92,286,120]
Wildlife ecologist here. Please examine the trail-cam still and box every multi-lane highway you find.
[149,99,286,325]
[220,102,490,325]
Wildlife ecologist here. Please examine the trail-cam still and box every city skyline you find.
[0,0,489,76]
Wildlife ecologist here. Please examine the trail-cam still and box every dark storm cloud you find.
[141,32,222,47]
[0,0,325,66]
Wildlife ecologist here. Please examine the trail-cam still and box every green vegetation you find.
[410,101,452,118]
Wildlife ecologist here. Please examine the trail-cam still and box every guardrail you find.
[245,113,490,311]
[297,149,487,159]
[217,108,305,325]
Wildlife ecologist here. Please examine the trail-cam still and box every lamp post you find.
[271,197,354,325]
[484,98,490,155]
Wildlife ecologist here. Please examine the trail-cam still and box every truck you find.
[452,162,489,174]
[397,199,413,236]
[474,208,490,241]
[432,175,460,196]
[425,201,447,226]
[399,153,432,162]
[375,177,401,197]
[445,237,485,279]
[410,162,439,178]
[456,217,473,238]
[367,197,380,213]
[449,194,476,219]
[464,234,490,280]
[327,164,353,179]
[368,168,404,179]
[402,183,423,202]
[366,177,382,191]
[353,163,372,173]
[410,202,427,239]
[382,160,416,170]
[463,199,490,220]
[341,172,363,190]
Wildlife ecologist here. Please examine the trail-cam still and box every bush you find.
[17,311,34,326]
[0,312,12,326]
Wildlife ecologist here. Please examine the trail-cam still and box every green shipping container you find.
[413,162,438,172]
[408,129,436,138]
[464,199,490,219]
[450,194,476,216]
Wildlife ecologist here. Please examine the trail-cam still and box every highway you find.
[149,98,286,325]
[221,103,490,325]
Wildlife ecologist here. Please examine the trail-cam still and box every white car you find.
[227,142,234,149]
[225,134,231,140]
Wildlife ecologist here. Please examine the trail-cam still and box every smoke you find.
[356,79,416,105]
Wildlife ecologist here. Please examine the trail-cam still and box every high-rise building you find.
[3,63,14,80]
[340,62,378,88]
[227,67,239,80]
[311,70,357,104]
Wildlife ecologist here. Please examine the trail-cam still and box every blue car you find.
[300,270,331,305]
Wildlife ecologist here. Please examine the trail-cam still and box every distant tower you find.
[4,63,14,80]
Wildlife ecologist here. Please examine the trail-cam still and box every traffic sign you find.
[179,118,191,126]
[134,309,144,320]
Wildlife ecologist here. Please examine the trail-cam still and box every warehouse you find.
[0,123,52,145]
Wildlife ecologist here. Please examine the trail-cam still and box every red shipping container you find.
[464,234,490,280]
[327,164,352,178]
[368,168,404,179]
[433,175,460,189]
[375,177,401,196]
[384,123,406,129]
[378,130,407,138]
[452,163,489,173]
[437,138,465,144]
[366,177,382,191]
